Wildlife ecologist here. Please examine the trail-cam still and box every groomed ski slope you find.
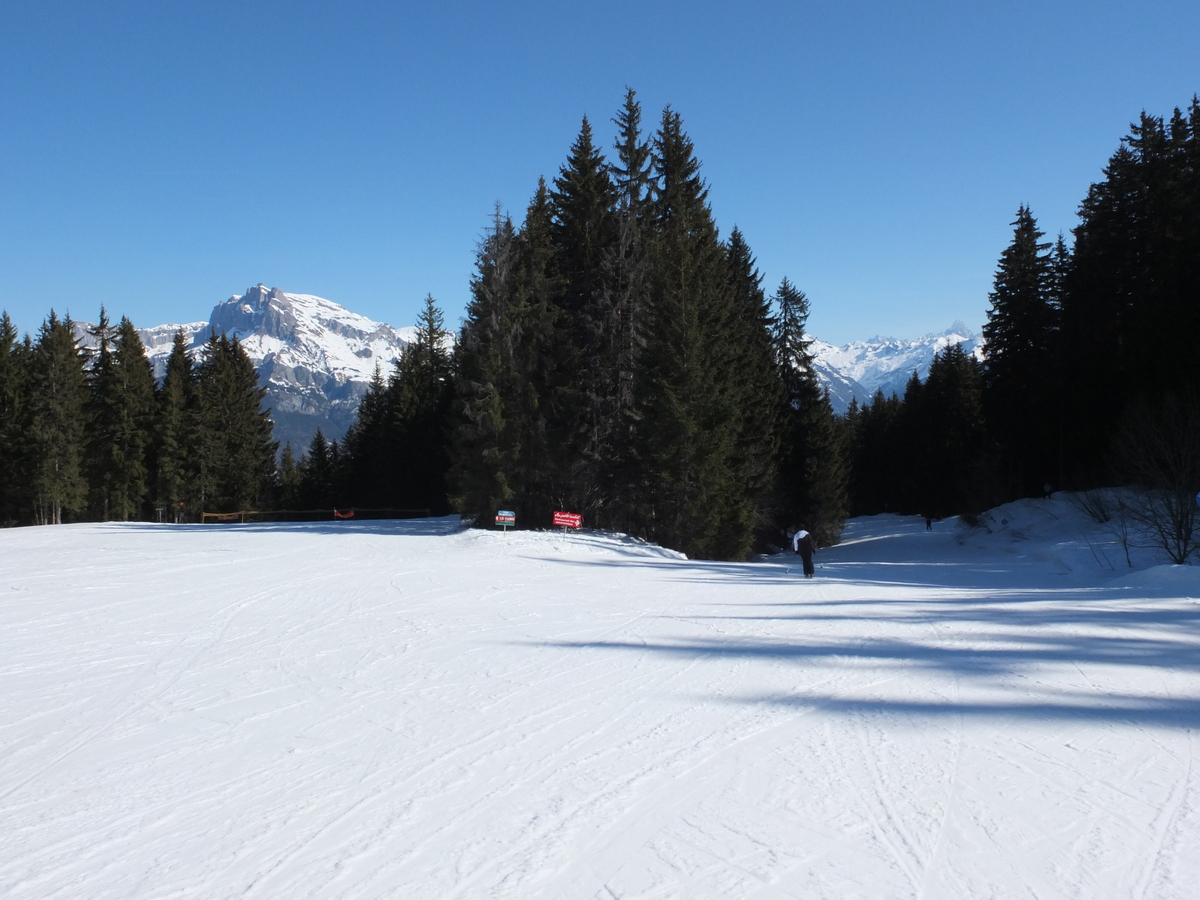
[2,498,1199,899]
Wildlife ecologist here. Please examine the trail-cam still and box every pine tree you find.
[27,312,89,524]
[982,206,1057,498]
[912,344,988,516]
[342,364,390,506]
[297,428,336,510]
[1060,100,1200,484]
[156,329,197,521]
[717,228,782,548]
[87,313,155,520]
[452,209,523,522]
[510,178,568,527]
[550,116,620,517]
[635,107,742,558]
[195,333,276,512]
[602,89,654,529]
[278,443,303,510]
[844,389,903,516]
[773,278,848,544]
[387,294,455,513]
[0,313,27,524]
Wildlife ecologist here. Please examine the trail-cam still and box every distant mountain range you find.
[810,321,981,413]
[76,285,979,449]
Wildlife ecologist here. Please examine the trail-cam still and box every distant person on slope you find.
[792,527,816,578]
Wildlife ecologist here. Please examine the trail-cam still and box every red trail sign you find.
[553,511,582,529]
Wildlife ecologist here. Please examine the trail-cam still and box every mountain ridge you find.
[76,285,979,447]
[75,285,414,452]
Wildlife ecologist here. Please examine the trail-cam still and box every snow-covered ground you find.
[2,497,1199,899]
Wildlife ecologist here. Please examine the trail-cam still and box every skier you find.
[792,526,816,578]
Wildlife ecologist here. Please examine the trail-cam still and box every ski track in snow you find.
[2,502,1199,899]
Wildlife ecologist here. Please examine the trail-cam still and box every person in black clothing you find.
[792,526,816,578]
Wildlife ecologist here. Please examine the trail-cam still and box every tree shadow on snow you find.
[100,516,464,538]
[526,572,1200,728]
[736,693,1200,729]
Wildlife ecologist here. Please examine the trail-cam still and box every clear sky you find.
[2,1,1198,345]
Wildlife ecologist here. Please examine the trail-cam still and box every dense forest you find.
[2,94,1197,560]
[0,313,275,525]
[845,98,1200,527]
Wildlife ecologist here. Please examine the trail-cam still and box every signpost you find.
[553,511,582,530]
[496,509,516,532]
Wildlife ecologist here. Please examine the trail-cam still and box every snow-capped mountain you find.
[79,284,979,448]
[811,321,981,413]
[79,285,415,452]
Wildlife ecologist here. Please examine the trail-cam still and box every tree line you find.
[7,94,1194,561]
[0,312,275,525]
[843,97,1200,542]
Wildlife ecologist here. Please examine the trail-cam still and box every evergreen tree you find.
[297,429,336,510]
[1060,100,1200,483]
[550,116,620,517]
[441,93,846,559]
[387,294,455,513]
[982,206,1058,498]
[87,313,155,520]
[278,443,302,510]
[602,89,654,528]
[156,329,197,521]
[635,107,743,558]
[773,278,848,544]
[0,313,26,524]
[342,364,390,506]
[451,209,523,522]
[717,228,783,548]
[509,178,568,527]
[27,312,88,524]
[194,333,277,512]
[915,344,988,516]
[844,389,903,516]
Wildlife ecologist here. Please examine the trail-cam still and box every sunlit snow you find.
[2,497,1198,898]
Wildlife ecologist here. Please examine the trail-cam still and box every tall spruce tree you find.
[773,278,848,544]
[550,117,620,517]
[982,205,1059,498]
[194,333,276,512]
[87,313,155,520]
[0,313,25,524]
[278,443,303,510]
[718,228,783,548]
[27,312,89,524]
[635,107,744,558]
[509,179,567,526]
[602,89,654,529]
[341,364,390,506]
[156,329,197,521]
[452,209,523,522]
[297,429,336,510]
[387,294,455,513]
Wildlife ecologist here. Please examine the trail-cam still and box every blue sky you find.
[1,1,1198,345]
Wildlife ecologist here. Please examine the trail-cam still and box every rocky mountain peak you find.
[77,285,414,452]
